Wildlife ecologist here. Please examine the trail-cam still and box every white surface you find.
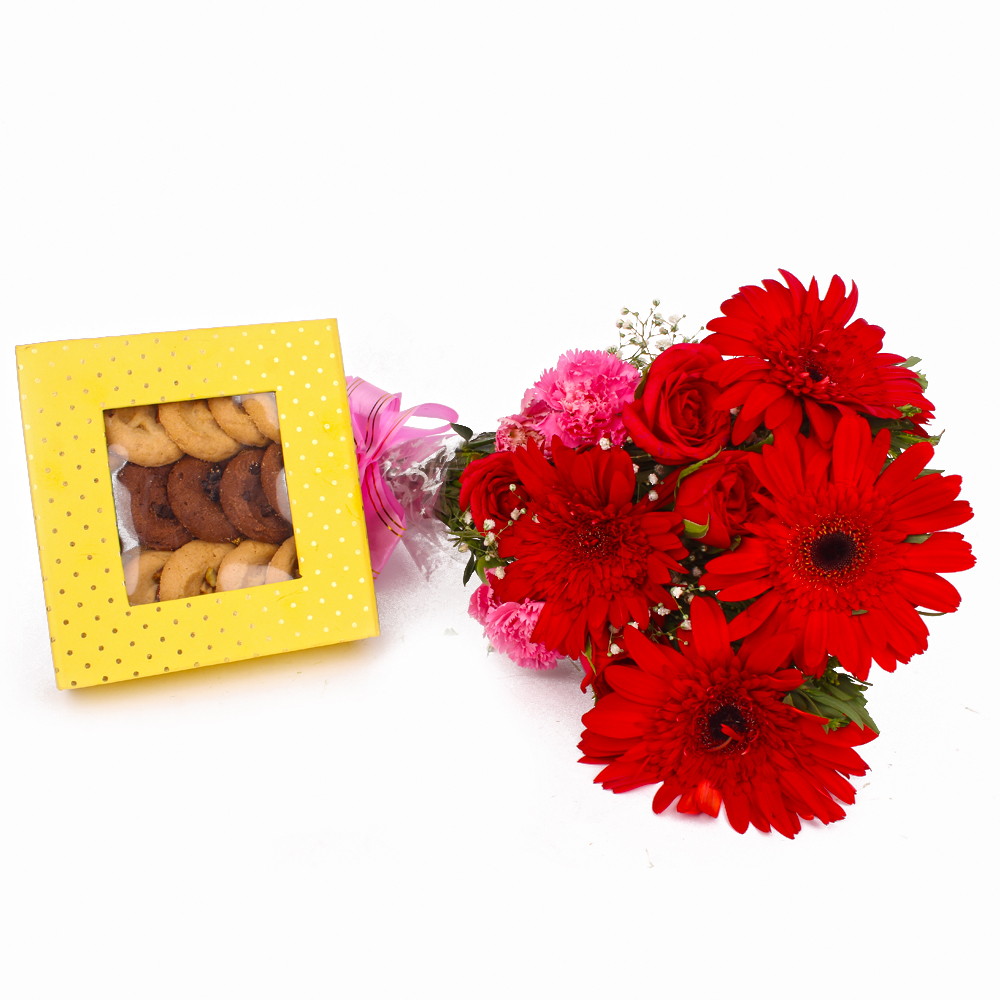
[2,2,997,996]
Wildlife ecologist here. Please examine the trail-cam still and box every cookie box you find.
[16,319,379,689]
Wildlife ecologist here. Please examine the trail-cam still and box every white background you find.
[2,2,997,996]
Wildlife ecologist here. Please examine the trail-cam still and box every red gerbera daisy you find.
[578,598,878,838]
[702,270,934,444]
[700,413,975,680]
[491,439,687,659]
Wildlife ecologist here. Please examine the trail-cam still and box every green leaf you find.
[451,422,474,442]
[462,551,478,586]
[673,449,722,491]
[905,534,931,544]
[742,433,774,454]
[851,609,868,615]
[898,356,922,368]
[682,519,710,539]
[784,665,879,734]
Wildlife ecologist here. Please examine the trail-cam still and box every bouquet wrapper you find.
[346,376,459,578]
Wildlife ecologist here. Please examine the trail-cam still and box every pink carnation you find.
[484,599,560,670]
[508,349,639,453]
[468,580,499,625]
[495,412,545,452]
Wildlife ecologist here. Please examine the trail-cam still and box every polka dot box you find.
[16,319,379,689]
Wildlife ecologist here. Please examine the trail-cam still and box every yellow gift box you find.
[16,318,379,689]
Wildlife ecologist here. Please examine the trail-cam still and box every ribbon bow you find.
[346,377,459,576]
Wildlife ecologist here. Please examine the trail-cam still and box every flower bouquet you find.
[360,271,976,839]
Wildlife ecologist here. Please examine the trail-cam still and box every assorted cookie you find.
[104,406,185,467]
[219,448,294,545]
[129,549,173,606]
[158,540,235,602]
[206,396,270,447]
[260,442,290,524]
[158,400,242,462]
[217,540,279,592]
[265,537,299,584]
[241,393,281,443]
[105,393,300,606]
[117,462,193,551]
[167,456,242,544]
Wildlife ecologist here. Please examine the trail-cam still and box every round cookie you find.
[242,393,281,443]
[167,456,243,544]
[219,448,293,544]
[158,540,235,601]
[260,443,290,520]
[207,396,269,447]
[128,549,172,606]
[217,540,280,592]
[158,400,242,462]
[104,406,184,467]
[265,537,299,584]
[117,462,193,551]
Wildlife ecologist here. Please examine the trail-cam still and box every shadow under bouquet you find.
[428,270,975,839]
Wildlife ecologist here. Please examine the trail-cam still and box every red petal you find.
[893,570,962,613]
[689,597,732,665]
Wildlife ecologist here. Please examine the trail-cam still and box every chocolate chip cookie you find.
[218,448,293,544]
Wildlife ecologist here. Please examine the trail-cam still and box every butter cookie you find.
[206,396,270,447]
[104,406,184,467]
[158,540,235,601]
[128,549,172,606]
[158,399,242,462]
[265,537,299,584]
[242,393,281,443]
[217,540,280,592]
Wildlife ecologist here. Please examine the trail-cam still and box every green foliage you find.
[784,661,879,734]
[682,519,709,539]
[436,430,506,584]
[865,412,941,464]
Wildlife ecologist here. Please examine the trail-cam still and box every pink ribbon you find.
[346,377,459,575]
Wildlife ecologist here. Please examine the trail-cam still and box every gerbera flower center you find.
[792,515,871,585]
[692,692,758,757]
[810,530,857,572]
[570,516,627,561]
[770,343,847,399]
[532,501,656,601]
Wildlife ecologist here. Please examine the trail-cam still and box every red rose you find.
[458,451,525,530]
[665,450,765,549]
[623,342,731,465]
